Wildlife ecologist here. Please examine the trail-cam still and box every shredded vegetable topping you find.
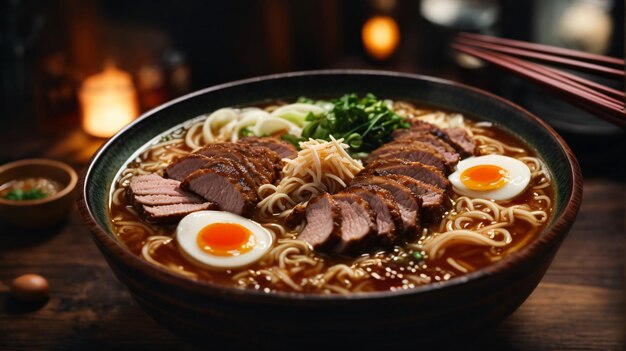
[257,137,363,219]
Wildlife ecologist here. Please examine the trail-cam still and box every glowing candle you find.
[79,63,139,138]
[361,16,400,60]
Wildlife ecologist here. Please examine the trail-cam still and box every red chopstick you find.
[458,32,625,68]
[451,42,626,128]
[546,66,625,100]
[456,36,624,79]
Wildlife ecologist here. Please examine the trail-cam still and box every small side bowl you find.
[0,159,78,229]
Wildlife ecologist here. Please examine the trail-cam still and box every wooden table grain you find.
[0,132,624,351]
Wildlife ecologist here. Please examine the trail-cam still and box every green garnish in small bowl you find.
[3,188,48,201]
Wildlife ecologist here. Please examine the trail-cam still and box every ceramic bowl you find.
[0,159,78,229]
[77,71,582,348]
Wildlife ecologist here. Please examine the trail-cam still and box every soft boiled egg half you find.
[448,155,531,201]
[176,211,273,270]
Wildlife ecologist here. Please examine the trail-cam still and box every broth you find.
[108,100,553,294]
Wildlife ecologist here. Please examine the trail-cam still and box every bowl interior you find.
[83,70,577,293]
[0,159,77,206]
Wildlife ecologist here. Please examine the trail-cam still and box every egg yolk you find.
[197,222,255,257]
[460,164,510,191]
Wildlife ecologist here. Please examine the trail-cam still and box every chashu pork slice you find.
[181,157,259,216]
[392,118,476,158]
[364,158,450,191]
[127,174,217,223]
[392,131,460,166]
[133,193,205,206]
[384,174,449,223]
[239,136,298,159]
[165,154,212,181]
[341,184,403,246]
[331,193,378,254]
[142,202,218,223]
[127,174,191,199]
[195,143,277,185]
[440,127,477,157]
[365,141,450,173]
[298,193,342,251]
[350,174,422,239]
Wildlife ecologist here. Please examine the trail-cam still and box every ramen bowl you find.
[77,71,582,348]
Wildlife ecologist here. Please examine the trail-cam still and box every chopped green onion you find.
[411,251,424,261]
[298,93,409,154]
[240,127,254,137]
[3,188,48,201]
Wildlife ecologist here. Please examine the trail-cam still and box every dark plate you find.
[77,70,582,349]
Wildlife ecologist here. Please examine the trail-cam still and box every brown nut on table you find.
[10,274,50,303]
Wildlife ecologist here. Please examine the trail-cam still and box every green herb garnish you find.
[296,96,315,104]
[281,133,305,147]
[240,127,254,137]
[288,93,409,153]
[3,188,48,201]
[411,251,424,262]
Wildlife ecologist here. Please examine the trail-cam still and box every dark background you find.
[0,1,624,350]
[2,0,624,154]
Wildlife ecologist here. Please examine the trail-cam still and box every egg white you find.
[176,211,273,270]
[448,155,531,201]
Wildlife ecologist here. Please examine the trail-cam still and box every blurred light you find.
[421,0,498,30]
[559,2,612,54]
[79,63,139,138]
[455,52,485,69]
[137,65,163,91]
[370,0,397,13]
[421,0,460,27]
[362,16,400,60]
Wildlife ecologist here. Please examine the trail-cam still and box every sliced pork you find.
[384,174,448,222]
[393,118,476,158]
[129,186,189,197]
[129,174,180,188]
[240,136,298,159]
[332,193,377,254]
[128,175,189,198]
[350,175,421,238]
[285,203,307,228]
[165,154,212,181]
[161,138,291,218]
[298,194,342,250]
[212,150,270,186]
[364,158,450,191]
[392,131,460,165]
[182,162,258,216]
[406,119,443,134]
[127,174,216,223]
[196,143,278,184]
[142,202,217,223]
[133,194,205,206]
[204,156,259,192]
[365,141,450,172]
[440,127,476,157]
[342,185,403,245]
[361,159,450,191]
[128,173,177,184]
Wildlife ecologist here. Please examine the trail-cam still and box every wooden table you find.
[0,132,624,351]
